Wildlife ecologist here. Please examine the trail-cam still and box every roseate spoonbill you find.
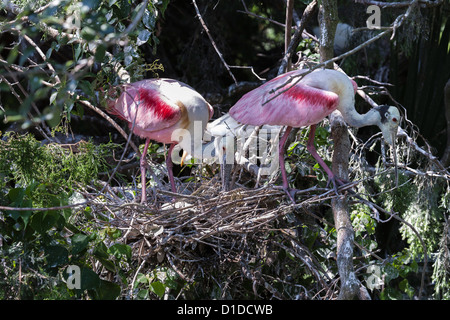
[229,68,400,200]
[107,78,213,203]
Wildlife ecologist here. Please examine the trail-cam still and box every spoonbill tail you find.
[229,68,400,200]
[107,78,213,203]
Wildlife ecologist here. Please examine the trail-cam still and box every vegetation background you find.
[0,0,449,300]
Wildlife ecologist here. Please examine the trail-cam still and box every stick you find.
[191,0,237,84]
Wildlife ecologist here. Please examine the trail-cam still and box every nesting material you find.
[94,178,338,299]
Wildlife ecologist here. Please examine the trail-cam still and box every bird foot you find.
[273,185,297,204]
[285,187,298,204]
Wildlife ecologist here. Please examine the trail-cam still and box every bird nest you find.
[100,180,336,299]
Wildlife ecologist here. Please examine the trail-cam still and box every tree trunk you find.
[318,0,338,69]
[329,113,365,299]
[318,0,369,300]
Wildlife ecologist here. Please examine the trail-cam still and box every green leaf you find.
[399,279,414,299]
[72,233,90,255]
[6,188,33,227]
[43,106,62,127]
[106,227,122,239]
[30,211,61,234]
[93,242,116,272]
[74,43,83,61]
[108,243,132,260]
[45,245,69,267]
[134,273,149,286]
[94,44,106,62]
[149,281,165,298]
[137,289,149,299]
[83,0,101,10]
[7,187,26,204]
[158,0,170,16]
[136,29,151,46]
[165,277,180,290]
[80,267,101,291]
[93,242,109,260]
[49,91,58,105]
[78,80,94,98]
[81,26,97,41]
[92,280,121,300]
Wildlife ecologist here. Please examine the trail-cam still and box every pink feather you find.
[229,70,340,128]
[109,80,182,143]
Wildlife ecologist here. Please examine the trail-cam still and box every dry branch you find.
[95,184,340,298]
[278,0,317,75]
[192,0,237,84]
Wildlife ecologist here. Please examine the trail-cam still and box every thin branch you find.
[0,201,92,212]
[266,28,394,106]
[236,9,285,28]
[229,65,265,81]
[73,98,140,155]
[284,0,294,72]
[0,57,56,141]
[354,0,442,8]
[278,0,317,75]
[123,0,150,35]
[266,0,425,106]
[21,33,61,85]
[191,0,237,84]
[397,127,449,173]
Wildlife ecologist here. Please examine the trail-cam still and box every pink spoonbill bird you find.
[229,68,400,200]
[107,78,213,203]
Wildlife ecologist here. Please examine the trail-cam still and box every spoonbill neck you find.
[339,105,380,129]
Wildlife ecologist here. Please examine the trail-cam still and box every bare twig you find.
[284,0,295,72]
[278,0,317,75]
[266,27,394,106]
[191,0,237,84]
[265,0,425,106]
[237,7,285,28]
[21,34,61,85]
[354,0,442,8]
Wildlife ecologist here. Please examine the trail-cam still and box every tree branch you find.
[354,0,442,8]
[191,0,237,84]
[284,0,294,72]
[278,0,317,75]
[318,0,367,300]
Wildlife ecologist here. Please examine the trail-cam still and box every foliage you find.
[0,0,450,301]
[0,0,169,126]
[0,132,132,299]
[0,132,111,191]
